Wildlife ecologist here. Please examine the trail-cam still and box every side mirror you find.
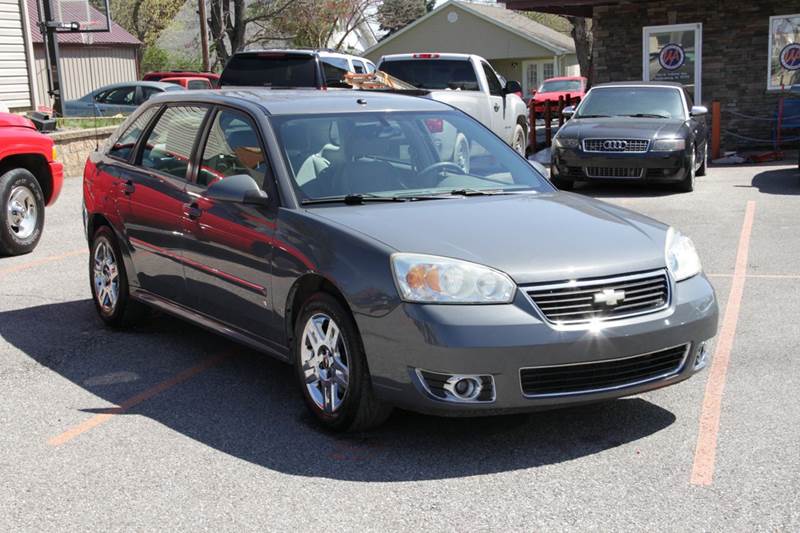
[206,174,269,206]
[690,105,708,117]
[504,80,523,95]
[562,106,576,119]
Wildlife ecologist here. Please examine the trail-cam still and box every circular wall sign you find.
[658,43,686,71]
[779,43,800,71]
[447,11,458,23]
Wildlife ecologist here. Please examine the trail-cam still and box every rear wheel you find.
[453,134,470,173]
[294,293,392,432]
[0,168,45,256]
[90,226,147,328]
[512,124,526,156]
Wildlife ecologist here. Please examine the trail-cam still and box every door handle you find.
[122,180,135,195]
[493,103,501,112]
[184,202,202,220]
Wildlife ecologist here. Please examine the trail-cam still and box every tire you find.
[89,225,147,328]
[293,292,392,432]
[676,148,696,192]
[696,143,708,177]
[512,124,526,156]
[0,168,45,256]
[453,133,471,174]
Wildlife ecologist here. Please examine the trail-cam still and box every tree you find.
[568,17,593,84]
[110,0,185,46]
[376,0,432,36]
[271,0,378,51]
[207,0,294,65]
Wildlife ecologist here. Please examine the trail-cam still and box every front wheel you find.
[90,226,147,328]
[676,148,696,192]
[696,143,708,176]
[0,168,45,256]
[294,293,392,432]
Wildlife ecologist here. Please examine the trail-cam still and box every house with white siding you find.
[0,0,37,111]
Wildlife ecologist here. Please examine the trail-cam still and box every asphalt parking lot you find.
[1,164,798,531]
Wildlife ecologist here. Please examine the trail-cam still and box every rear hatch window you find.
[379,59,479,91]
[220,53,318,88]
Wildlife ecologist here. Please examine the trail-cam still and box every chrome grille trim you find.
[519,344,691,398]
[585,167,644,178]
[525,269,671,326]
[583,138,650,153]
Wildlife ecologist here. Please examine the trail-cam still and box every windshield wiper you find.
[624,113,670,119]
[301,193,408,205]
[576,114,612,118]
[449,188,510,196]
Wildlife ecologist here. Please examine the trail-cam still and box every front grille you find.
[526,270,670,325]
[585,167,643,178]
[520,344,689,397]
[583,139,650,152]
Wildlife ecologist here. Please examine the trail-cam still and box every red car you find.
[0,113,63,255]
[142,71,220,87]
[160,76,214,90]
[531,76,587,116]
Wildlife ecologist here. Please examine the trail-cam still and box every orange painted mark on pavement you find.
[690,200,756,486]
[0,248,86,278]
[48,353,228,447]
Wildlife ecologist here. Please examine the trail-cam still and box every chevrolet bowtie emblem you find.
[594,288,626,306]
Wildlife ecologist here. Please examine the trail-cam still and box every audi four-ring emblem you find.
[603,140,628,150]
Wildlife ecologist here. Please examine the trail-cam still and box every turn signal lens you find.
[392,253,516,304]
[52,146,58,161]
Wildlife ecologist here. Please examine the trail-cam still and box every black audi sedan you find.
[550,82,709,192]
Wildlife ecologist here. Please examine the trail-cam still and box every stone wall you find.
[592,0,795,151]
[49,126,118,177]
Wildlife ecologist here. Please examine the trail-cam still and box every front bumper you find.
[359,274,718,416]
[552,146,689,182]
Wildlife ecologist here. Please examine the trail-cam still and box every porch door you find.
[643,23,703,102]
[523,59,556,99]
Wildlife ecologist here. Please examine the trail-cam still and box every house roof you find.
[366,0,575,57]
[27,0,141,46]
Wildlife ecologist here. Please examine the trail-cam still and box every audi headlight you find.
[391,253,516,304]
[665,227,702,281]
[651,138,686,152]
[553,137,579,149]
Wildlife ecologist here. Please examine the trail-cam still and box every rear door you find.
[480,61,509,141]
[120,104,209,303]
[95,85,137,115]
[182,107,280,341]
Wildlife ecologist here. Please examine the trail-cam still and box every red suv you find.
[0,113,63,255]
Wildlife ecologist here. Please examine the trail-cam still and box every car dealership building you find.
[507,0,800,150]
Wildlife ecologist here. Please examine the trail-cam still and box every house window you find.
[543,63,554,80]
[768,14,800,91]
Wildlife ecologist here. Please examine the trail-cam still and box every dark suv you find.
[219,49,376,89]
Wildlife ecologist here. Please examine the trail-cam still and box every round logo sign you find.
[658,44,686,71]
[779,43,800,71]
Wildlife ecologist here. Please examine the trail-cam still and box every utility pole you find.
[38,0,66,116]
[198,0,210,71]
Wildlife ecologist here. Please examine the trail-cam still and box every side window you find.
[482,63,504,97]
[199,110,267,188]
[353,60,366,74]
[141,86,163,102]
[100,86,136,105]
[188,80,210,90]
[684,90,694,113]
[140,106,207,180]
[322,57,351,87]
[107,107,158,161]
[366,61,376,73]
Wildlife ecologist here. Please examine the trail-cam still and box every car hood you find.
[561,116,685,140]
[0,112,35,129]
[310,193,669,284]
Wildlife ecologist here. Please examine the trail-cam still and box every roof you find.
[365,0,575,57]
[148,88,450,116]
[27,0,140,46]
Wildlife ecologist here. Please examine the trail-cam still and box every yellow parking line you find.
[0,248,86,278]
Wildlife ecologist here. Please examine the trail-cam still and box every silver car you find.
[64,81,184,117]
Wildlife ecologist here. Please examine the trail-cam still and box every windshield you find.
[379,60,479,91]
[271,111,551,202]
[220,53,317,87]
[576,87,685,119]
[539,80,582,93]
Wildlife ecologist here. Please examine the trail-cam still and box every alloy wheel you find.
[93,239,120,313]
[300,313,350,413]
[6,185,37,240]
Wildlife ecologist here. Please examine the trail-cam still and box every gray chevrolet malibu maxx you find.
[83,89,719,431]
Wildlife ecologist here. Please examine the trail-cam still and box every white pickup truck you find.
[376,53,530,158]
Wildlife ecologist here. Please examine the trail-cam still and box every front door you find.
[120,104,209,303]
[182,108,279,342]
[523,60,555,99]
[481,61,509,141]
[643,23,703,102]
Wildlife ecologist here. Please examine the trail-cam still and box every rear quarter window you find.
[107,107,158,161]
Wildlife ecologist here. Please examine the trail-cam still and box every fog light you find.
[415,369,495,403]
[694,341,711,370]
[446,376,482,401]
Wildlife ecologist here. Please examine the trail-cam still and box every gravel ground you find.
[1,163,798,531]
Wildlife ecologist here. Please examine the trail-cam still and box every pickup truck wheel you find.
[0,168,45,256]
[90,226,147,328]
[294,293,392,432]
[453,134,470,173]
[512,124,526,156]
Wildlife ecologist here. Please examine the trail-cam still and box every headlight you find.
[665,227,702,281]
[651,138,686,151]
[391,253,516,304]
[553,137,579,149]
